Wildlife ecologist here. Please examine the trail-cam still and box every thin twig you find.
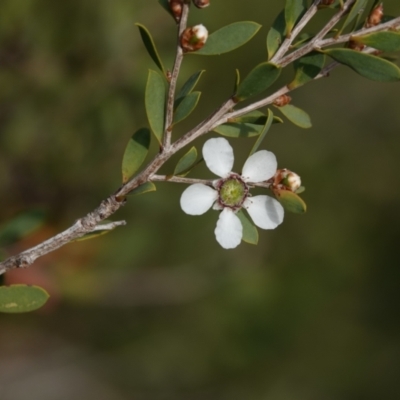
[163,2,190,149]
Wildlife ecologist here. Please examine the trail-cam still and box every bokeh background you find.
[1,1,400,399]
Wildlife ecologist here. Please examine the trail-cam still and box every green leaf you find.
[145,70,166,143]
[0,285,49,313]
[285,0,307,36]
[174,147,198,176]
[158,0,175,20]
[121,127,151,183]
[295,186,305,194]
[173,92,201,125]
[195,22,261,55]
[136,24,166,75]
[352,32,400,53]
[340,0,368,33]
[288,51,326,89]
[128,182,157,196]
[249,109,275,156]
[0,210,46,246]
[323,48,400,82]
[235,62,281,101]
[176,70,205,99]
[275,104,312,128]
[234,69,240,93]
[75,227,112,242]
[213,123,264,138]
[267,11,286,60]
[273,188,307,214]
[230,111,283,125]
[236,210,258,245]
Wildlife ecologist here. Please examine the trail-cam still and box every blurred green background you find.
[1,1,400,399]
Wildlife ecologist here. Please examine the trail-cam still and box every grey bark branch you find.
[1,2,399,275]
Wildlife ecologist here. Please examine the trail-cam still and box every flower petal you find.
[244,195,284,229]
[203,138,234,177]
[180,184,218,215]
[214,208,243,249]
[241,150,277,182]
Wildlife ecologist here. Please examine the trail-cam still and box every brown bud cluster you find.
[366,3,384,28]
[348,40,365,52]
[193,0,210,8]
[169,0,183,22]
[180,25,208,52]
[273,94,292,107]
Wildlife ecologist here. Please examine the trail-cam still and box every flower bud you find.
[180,24,208,52]
[273,94,291,107]
[348,40,365,52]
[193,0,210,8]
[169,0,183,22]
[283,172,301,192]
[366,3,384,28]
[272,169,301,192]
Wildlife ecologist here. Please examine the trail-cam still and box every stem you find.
[163,2,190,149]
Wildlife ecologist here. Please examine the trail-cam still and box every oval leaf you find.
[213,123,263,138]
[0,285,49,313]
[324,48,400,82]
[129,182,157,196]
[275,104,312,128]
[273,189,307,214]
[176,70,205,100]
[340,0,368,33]
[352,31,400,53]
[236,210,258,245]
[285,0,307,36]
[145,70,166,143]
[173,92,201,125]
[230,111,283,125]
[122,127,151,183]
[288,51,326,89]
[174,147,198,176]
[249,109,275,156]
[158,0,175,20]
[0,210,46,246]
[195,22,261,56]
[267,11,286,60]
[235,62,281,101]
[136,24,165,74]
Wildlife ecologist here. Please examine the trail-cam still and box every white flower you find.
[180,137,284,249]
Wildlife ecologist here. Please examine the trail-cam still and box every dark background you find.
[0,1,399,399]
